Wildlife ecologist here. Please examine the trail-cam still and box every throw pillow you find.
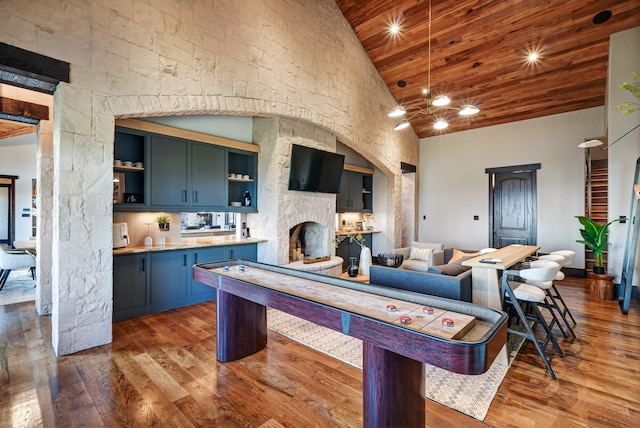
[409,246,432,261]
[428,261,471,276]
[449,249,480,263]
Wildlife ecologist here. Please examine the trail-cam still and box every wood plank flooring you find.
[1,277,639,427]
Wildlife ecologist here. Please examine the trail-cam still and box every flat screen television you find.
[288,144,345,194]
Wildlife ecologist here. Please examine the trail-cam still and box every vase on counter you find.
[359,246,372,275]
[347,257,359,277]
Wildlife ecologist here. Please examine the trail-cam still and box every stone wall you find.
[0,0,419,355]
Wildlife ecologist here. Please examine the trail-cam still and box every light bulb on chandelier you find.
[388,0,479,131]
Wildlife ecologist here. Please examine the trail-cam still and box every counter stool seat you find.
[534,251,578,331]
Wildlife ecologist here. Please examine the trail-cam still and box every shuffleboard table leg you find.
[362,342,425,428]
[216,289,267,362]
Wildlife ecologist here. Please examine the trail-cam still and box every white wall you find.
[607,27,640,284]
[419,107,605,268]
[0,134,37,241]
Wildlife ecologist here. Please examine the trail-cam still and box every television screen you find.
[288,144,345,194]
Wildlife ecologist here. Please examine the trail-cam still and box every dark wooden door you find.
[488,165,539,248]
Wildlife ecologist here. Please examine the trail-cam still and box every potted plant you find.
[576,215,622,299]
[615,72,639,115]
[155,213,171,231]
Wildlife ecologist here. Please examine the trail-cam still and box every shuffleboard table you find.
[193,260,507,428]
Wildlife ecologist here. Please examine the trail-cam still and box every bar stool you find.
[501,262,564,379]
[527,259,575,339]
[536,251,578,331]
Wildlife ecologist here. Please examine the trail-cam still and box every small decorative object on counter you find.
[243,191,252,206]
[422,306,434,314]
[400,315,412,324]
[155,213,171,231]
[347,256,359,277]
[144,223,153,246]
[386,304,397,312]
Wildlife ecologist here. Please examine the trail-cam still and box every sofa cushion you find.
[409,246,432,262]
[400,259,433,272]
[428,255,475,276]
[412,241,444,251]
[428,263,468,276]
[448,249,480,263]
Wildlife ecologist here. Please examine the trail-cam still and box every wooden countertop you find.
[335,229,381,236]
[113,236,266,255]
[461,245,540,270]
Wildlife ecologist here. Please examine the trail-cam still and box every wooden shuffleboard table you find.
[193,260,507,428]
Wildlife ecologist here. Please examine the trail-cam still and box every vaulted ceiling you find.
[336,0,640,138]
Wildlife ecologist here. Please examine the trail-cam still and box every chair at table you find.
[0,247,36,291]
[501,261,564,379]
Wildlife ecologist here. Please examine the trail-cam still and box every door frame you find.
[486,163,540,248]
[0,175,18,246]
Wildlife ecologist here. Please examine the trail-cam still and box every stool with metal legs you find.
[527,259,576,339]
[537,251,578,332]
[501,262,564,380]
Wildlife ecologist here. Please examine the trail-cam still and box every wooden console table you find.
[193,260,507,427]
[462,244,540,309]
[339,271,370,283]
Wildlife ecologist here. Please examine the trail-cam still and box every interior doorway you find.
[401,162,417,246]
[0,175,17,246]
[487,164,540,248]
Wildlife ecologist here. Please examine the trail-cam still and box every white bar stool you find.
[501,261,564,380]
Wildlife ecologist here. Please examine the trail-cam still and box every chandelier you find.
[389,0,480,131]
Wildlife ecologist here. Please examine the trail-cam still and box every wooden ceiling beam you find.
[0,97,49,122]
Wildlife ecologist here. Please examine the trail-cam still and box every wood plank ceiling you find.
[336,0,640,138]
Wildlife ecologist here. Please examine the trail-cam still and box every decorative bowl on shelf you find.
[377,253,403,268]
[230,201,242,206]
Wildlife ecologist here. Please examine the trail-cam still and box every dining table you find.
[461,244,541,310]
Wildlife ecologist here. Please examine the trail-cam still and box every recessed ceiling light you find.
[389,22,401,35]
[593,10,612,25]
[526,51,540,63]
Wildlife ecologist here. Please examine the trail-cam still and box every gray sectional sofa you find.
[369,250,473,302]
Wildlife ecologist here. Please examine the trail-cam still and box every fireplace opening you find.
[289,222,329,262]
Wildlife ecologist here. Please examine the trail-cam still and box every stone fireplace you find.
[289,221,329,262]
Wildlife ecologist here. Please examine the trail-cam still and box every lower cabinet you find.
[113,243,257,322]
[113,253,148,321]
[190,246,225,298]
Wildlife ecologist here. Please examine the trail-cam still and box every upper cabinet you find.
[113,127,147,207]
[149,136,226,209]
[114,119,258,213]
[337,164,374,213]
[149,135,189,207]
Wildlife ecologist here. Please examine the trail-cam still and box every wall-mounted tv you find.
[288,144,345,194]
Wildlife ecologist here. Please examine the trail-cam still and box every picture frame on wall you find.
[356,221,363,231]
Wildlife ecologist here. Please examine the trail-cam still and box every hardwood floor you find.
[1,277,639,427]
